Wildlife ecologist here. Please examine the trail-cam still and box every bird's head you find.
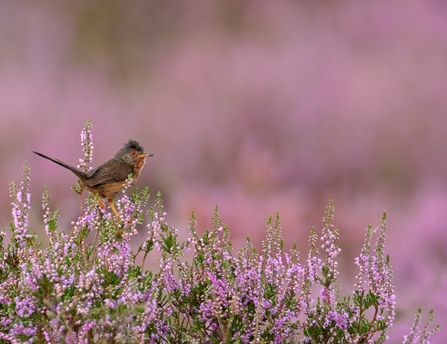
[115,139,154,165]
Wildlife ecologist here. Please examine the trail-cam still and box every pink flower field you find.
[0,1,446,342]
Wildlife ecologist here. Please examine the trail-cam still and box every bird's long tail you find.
[32,151,87,180]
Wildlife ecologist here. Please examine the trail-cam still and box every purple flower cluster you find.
[0,123,439,342]
[9,163,33,249]
[77,120,94,172]
[0,166,440,342]
[354,217,396,332]
[403,309,439,344]
[1,162,158,342]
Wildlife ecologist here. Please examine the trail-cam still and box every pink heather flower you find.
[353,217,396,332]
[0,332,20,344]
[321,203,341,282]
[14,295,36,318]
[11,322,37,338]
[10,164,32,250]
[77,120,94,172]
[320,286,335,306]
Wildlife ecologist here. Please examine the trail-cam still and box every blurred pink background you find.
[1,1,446,341]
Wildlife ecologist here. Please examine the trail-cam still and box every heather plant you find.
[0,123,439,343]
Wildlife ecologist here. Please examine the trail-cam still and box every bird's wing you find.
[85,159,133,187]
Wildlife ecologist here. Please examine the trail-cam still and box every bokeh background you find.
[1,1,446,341]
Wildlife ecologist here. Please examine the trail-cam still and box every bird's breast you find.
[87,181,128,200]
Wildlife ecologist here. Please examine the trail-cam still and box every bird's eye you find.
[131,150,137,156]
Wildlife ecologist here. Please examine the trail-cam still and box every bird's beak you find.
[139,152,154,158]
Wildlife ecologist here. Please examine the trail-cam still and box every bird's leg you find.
[97,199,105,209]
[96,198,119,219]
[107,199,120,219]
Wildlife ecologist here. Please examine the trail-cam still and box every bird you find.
[33,139,153,218]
